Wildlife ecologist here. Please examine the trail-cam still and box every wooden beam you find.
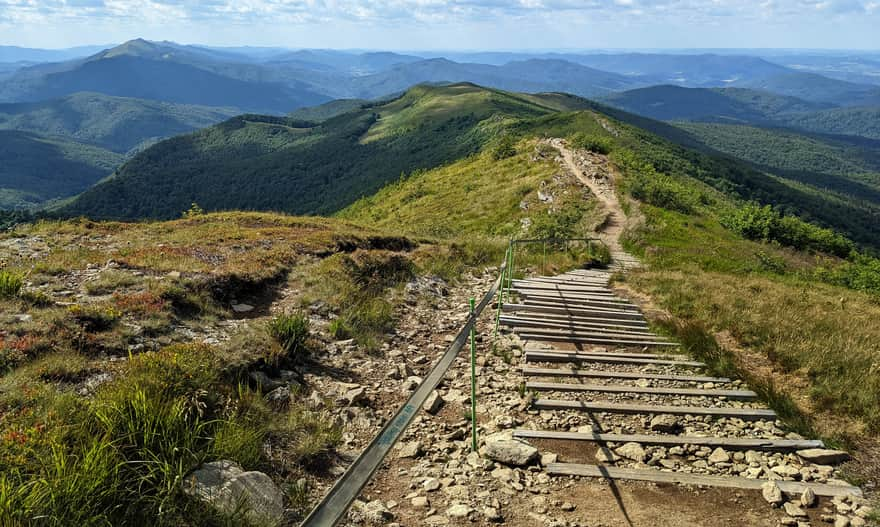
[526,381,757,400]
[523,347,688,360]
[525,351,699,367]
[503,303,646,322]
[518,293,640,311]
[512,280,613,292]
[501,317,657,336]
[514,327,671,343]
[520,333,678,347]
[522,366,730,384]
[503,311,649,328]
[544,464,862,498]
[532,399,777,420]
[513,429,823,451]
[521,299,642,316]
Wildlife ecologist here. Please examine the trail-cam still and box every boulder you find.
[397,441,423,459]
[264,385,291,409]
[649,414,681,433]
[362,500,394,524]
[183,460,283,526]
[423,390,444,415]
[761,481,784,507]
[707,447,731,464]
[446,503,473,519]
[484,432,539,466]
[783,502,808,518]
[615,442,647,463]
[796,448,851,465]
[800,488,817,507]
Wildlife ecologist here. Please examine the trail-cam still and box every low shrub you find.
[266,312,310,366]
[721,202,853,257]
[569,132,612,155]
[0,270,23,299]
[490,135,517,160]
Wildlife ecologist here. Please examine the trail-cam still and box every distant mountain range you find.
[2,39,880,211]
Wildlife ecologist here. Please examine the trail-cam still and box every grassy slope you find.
[0,130,124,209]
[59,84,561,220]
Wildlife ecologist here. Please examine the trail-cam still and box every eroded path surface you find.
[347,142,870,527]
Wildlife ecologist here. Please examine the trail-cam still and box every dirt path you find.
[548,138,639,270]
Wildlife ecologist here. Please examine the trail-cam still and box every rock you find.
[771,464,801,478]
[850,517,866,527]
[541,453,558,466]
[615,442,647,463]
[649,414,681,433]
[423,390,444,414]
[484,433,539,466]
[182,460,283,526]
[411,496,429,508]
[561,502,576,512]
[397,441,423,459]
[834,516,850,527]
[248,371,284,391]
[343,387,368,406]
[800,488,817,507]
[761,481,784,506]
[363,500,394,524]
[231,303,254,313]
[423,477,441,492]
[264,385,291,408]
[784,502,808,517]
[483,506,503,522]
[12,314,32,323]
[595,448,622,463]
[796,448,851,465]
[402,376,422,392]
[708,447,731,464]
[446,503,473,518]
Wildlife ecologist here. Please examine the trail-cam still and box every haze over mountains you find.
[1,38,879,212]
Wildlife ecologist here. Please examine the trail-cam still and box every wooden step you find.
[514,286,618,298]
[513,429,823,451]
[527,277,611,286]
[544,464,861,498]
[517,293,640,311]
[533,399,777,420]
[501,317,657,336]
[512,280,613,292]
[504,312,650,329]
[525,351,697,367]
[504,303,645,322]
[515,327,671,343]
[522,366,730,384]
[520,299,642,316]
[523,347,688,361]
[520,333,678,347]
[526,381,757,400]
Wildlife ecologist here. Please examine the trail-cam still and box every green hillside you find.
[674,122,880,201]
[0,92,238,153]
[0,130,123,208]
[59,84,560,220]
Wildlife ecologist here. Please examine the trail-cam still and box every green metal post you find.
[507,241,515,296]
[493,246,510,337]
[469,297,478,452]
[542,240,546,275]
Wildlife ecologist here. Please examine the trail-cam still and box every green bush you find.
[490,135,517,160]
[529,203,588,240]
[814,254,880,296]
[328,319,351,340]
[629,171,698,214]
[569,132,612,155]
[722,203,853,257]
[0,270,23,298]
[266,312,310,365]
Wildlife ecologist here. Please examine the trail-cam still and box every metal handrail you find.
[301,257,507,527]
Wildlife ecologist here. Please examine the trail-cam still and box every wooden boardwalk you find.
[501,269,862,499]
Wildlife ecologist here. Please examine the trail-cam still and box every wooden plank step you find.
[504,303,645,321]
[528,276,611,285]
[514,327,670,342]
[517,293,640,311]
[533,399,777,420]
[504,312,649,328]
[523,347,688,360]
[514,286,618,298]
[522,366,730,384]
[513,430,823,451]
[521,333,679,347]
[525,351,699,367]
[520,299,641,315]
[501,316,656,336]
[544,463,861,498]
[526,381,758,400]
[513,283,614,294]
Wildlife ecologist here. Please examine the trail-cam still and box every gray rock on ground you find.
[761,481,784,507]
[423,390,444,414]
[615,442,647,463]
[484,432,539,466]
[796,448,851,464]
[182,460,283,526]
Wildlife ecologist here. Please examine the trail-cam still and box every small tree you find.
[182,202,205,218]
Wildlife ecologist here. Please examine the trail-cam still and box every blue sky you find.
[1,0,878,50]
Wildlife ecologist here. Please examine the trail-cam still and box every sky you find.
[1,0,878,50]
